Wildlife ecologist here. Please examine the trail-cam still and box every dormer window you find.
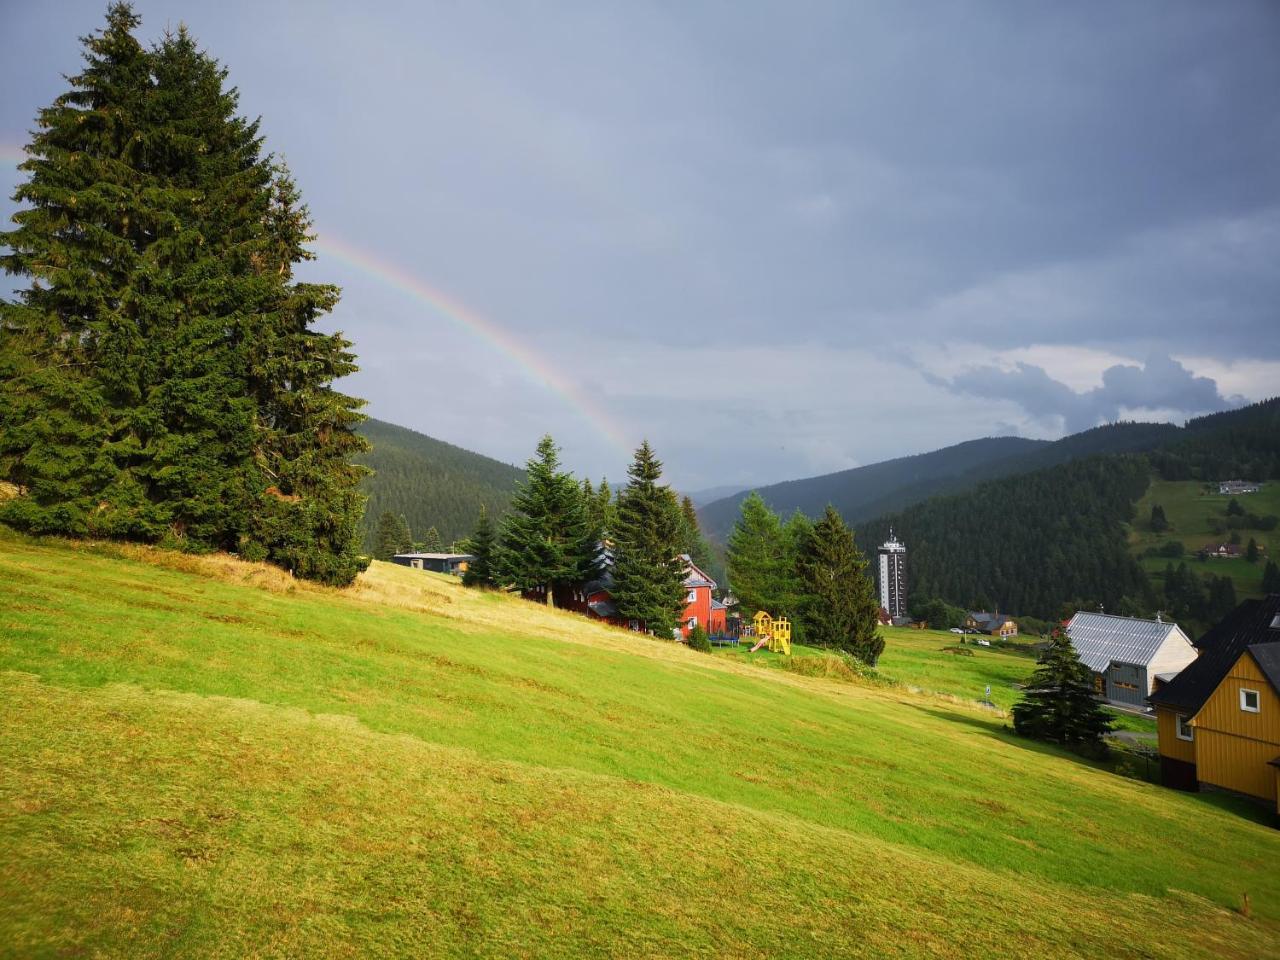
[1240,688,1260,713]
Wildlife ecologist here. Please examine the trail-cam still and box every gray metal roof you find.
[1066,611,1185,672]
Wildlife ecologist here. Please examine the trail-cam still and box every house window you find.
[1175,715,1193,741]
[687,590,697,603]
[1113,680,1138,692]
[1240,688,1260,713]
[687,618,697,630]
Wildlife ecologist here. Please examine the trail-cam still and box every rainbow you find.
[0,142,633,457]
[314,233,633,456]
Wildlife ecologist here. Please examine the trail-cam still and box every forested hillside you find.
[357,419,524,549]
[853,399,1280,622]
[700,436,1045,537]
[857,456,1155,620]
[700,422,1183,539]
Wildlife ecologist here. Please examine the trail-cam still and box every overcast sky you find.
[3,1,1278,489]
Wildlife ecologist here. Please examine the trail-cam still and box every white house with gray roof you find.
[1066,612,1197,707]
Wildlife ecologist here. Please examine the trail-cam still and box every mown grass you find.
[1131,478,1277,600]
[2,528,1278,958]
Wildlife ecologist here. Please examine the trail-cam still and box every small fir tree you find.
[498,435,597,606]
[421,526,443,552]
[726,492,787,616]
[1226,498,1244,517]
[462,505,498,589]
[1149,504,1169,532]
[1262,559,1280,594]
[1012,627,1113,753]
[796,506,884,664]
[1246,537,1260,563]
[374,511,404,561]
[686,623,712,653]
[679,495,715,574]
[611,442,687,637]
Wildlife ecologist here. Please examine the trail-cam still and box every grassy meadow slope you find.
[2,529,1279,958]
[1131,479,1279,600]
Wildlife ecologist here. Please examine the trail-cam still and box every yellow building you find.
[1149,596,1280,815]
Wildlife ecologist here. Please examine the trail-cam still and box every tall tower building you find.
[877,530,907,619]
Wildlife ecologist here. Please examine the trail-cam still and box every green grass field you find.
[2,528,1277,958]
[1131,479,1277,600]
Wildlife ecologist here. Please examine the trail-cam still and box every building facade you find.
[1065,611,1197,708]
[877,531,907,619]
[1150,596,1280,813]
[392,552,473,575]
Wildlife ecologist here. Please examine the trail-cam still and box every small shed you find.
[391,552,473,575]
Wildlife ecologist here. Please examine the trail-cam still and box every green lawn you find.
[1131,479,1277,600]
[2,528,1277,958]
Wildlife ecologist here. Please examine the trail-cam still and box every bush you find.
[686,624,712,653]
[779,650,889,685]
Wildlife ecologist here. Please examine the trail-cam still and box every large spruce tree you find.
[611,441,687,637]
[0,5,369,584]
[498,435,597,605]
[796,505,884,664]
[1012,627,1113,753]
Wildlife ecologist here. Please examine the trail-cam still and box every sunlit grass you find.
[2,527,1277,957]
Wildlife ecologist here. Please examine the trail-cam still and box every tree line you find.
[456,436,708,640]
[0,5,367,584]
[726,492,883,664]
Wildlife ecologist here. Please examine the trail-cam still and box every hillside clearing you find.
[1131,478,1277,600]
[2,528,1278,958]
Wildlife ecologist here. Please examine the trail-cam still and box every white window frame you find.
[687,617,698,630]
[1175,714,1193,741]
[687,590,697,603]
[1240,688,1260,713]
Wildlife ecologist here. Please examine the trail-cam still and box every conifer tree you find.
[678,495,714,575]
[797,506,884,664]
[0,6,369,585]
[0,4,162,538]
[499,435,596,605]
[1263,559,1280,594]
[421,526,443,552]
[374,511,403,561]
[462,505,498,589]
[1149,504,1169,532]
[726,493,787,616]
[611,442,687,637]
[1012,627,1113,753]
[1246,537,1260,563]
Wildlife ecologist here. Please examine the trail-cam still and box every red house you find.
[577,552,725,641]
[678,556,725,639]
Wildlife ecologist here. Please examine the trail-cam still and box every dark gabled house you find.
[1149,595,1280,813]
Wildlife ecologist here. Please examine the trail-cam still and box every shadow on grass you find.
[910,703,1279,828]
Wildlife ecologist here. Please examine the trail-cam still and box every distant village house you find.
[1218,480,1261,496]
[392,552,473,575]
[965,611,1018,637]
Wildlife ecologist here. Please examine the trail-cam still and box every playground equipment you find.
[748,611,791,656]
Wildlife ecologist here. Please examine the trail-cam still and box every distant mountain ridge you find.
[357,419,524,550]
[699,421,1184,539]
